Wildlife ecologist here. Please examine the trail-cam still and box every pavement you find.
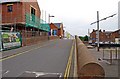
[1,39,74,77]
[88,47,119,78]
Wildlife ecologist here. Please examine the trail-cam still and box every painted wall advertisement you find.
[1,32,22,50]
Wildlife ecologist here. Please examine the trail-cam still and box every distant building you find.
[110,29,120,43]
[90,29,120,44]
[0,0,50,46]
[49,23,64,38]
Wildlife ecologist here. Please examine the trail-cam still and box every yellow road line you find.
[0,44,48,62]
[64,41,74,79]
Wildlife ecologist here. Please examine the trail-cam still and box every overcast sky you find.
[38,0,119,36]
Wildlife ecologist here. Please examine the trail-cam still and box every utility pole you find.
[97,11,100,51]
[48,14,54,23]
[0,3,2,51]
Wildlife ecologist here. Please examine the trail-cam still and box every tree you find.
[84,35,88,41]
[79,36,84,41]
[79,35,89,41]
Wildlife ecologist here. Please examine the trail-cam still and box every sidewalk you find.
[0,40,54,59]
[88,47,119,78]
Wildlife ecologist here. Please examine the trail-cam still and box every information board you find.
[1,32,22,50]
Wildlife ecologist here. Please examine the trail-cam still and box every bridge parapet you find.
[75,36,105,79]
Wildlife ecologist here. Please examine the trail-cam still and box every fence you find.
[25,13,50,32]
[102,47,120,64]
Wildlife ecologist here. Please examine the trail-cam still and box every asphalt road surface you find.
[2,39,73,77]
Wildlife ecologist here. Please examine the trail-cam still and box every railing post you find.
[115,47,118,59]
[103,48,104,60]
[110,49,112,64]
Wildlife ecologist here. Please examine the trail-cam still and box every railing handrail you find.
[25,13,50,32]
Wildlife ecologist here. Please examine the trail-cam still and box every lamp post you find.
[97,11,100,51]
[91,11,117,51]
[48,14,55,23]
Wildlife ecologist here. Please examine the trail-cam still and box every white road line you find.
[25,71,62,77]
[2,70,10,75]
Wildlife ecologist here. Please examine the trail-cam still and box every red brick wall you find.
[90,29,120,43]
[50,23,58,30]
[2,2,23,24]
[90,30,110,43]
[90,30,96,43]
[22,1,41,22]
[58,24,64,37]
[1,1,41,24]
[50,23,58,35]
[110,30,120,42]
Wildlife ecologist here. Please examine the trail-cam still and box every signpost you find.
[0,34,1,51]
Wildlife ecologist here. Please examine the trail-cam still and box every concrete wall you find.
[75,36,105,78]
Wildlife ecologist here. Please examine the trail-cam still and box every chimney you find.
[103,30,105,32]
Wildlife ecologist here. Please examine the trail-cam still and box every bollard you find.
[103,48,105,60]
[75,36,105,79]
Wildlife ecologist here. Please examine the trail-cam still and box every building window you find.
[31,7,36,15]
[7,5,13,12]
[30,7,36,22]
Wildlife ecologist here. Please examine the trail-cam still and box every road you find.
[2,39,73,78]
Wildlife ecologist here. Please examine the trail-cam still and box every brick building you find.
[90,29,120,44]
[0,0,50,46]
[49,23,64,38]
[110,29,120,43]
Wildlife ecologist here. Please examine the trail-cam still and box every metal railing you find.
[25,13,50,32]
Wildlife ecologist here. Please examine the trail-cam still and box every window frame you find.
[7,4,13,12]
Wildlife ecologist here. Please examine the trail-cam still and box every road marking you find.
[73,41,78,77]
[25,71,62,77]
[64,40,74,79]
[0,44,49,62]
[2,70,10,75]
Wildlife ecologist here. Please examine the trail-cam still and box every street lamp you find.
[48,14,55,23]
[91,11,117,51]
